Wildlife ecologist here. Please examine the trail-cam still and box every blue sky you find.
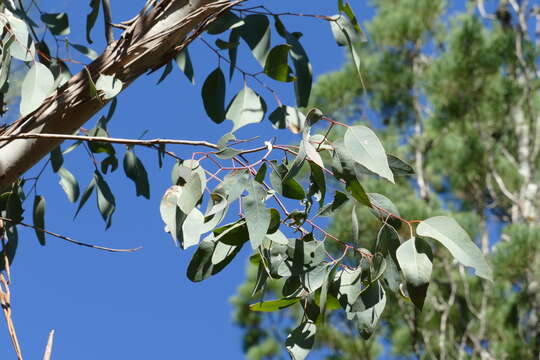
[0,1,365,359]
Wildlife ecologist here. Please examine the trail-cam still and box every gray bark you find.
[0,0,239,191]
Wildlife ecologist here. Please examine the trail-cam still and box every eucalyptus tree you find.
[233,0,540,359]
[0,1,491,359]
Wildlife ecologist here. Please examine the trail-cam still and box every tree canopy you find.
[233,0,540,359]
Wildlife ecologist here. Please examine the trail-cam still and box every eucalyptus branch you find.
[0,217,141,253]
[0,133,219,149]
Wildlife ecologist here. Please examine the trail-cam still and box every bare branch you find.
[0,274,23,360]
[0,217,142,253]
[0,133,219,149]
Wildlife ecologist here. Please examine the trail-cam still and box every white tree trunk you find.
[0,0,238,191]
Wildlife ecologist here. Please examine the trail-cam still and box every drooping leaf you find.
[387,154,415,176]
[274,17,313,107]
[368,193,400,229]
[242,180,270,249]
[354,281,386,338]
[217,169,249,203]
[181,208,205,249]
[264,44,294,82]
[226,85,266,132]
[41,12,70,36]
[329,14,364,79]
[344,125,394,183]
[286,320,317,360]
[94,171,116,228]
[86,0,100,44]
[123,149,150,199]
[159,185,184,244]
[303,139,324,169]
[316,191,348,217]
[417,216,492,281]
[95,74,123,99]
[396,238,432,309]
[239,15,271,67]
[57,167,79,203]
[156,60,173,84]
[269,105,305,134]
[228,30,239,80]
[175,48,195,84]
[49,146,63,173]
[32,195,46,246]
[20,62,54,116]
[5,13,35,61]
[74,177,96,218]
[202,68,226,123]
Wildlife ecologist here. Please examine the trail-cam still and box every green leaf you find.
[94,171,116,228]
[239,15,271,67]
[269,163,305,200]
[70,43,98,60]
[95,74,122,99]
[264,44,294,82]
[206,11,244,35]
[228,30,239,80]
[41,12,70,36]
[49,146,63,173]
[306,108,323,127]
[215,38,239,50]
[86,0,100,44]
[242,180,270,249]
[354,281,386,338]
[417,216,493,281]
[376,224,401,268]
[214,220,249,246]
[217,169,249,203]
[123,149,150,199]
[346,179,370,207]
[202,68,226,123]
[266,230,289,245]
[387,154,415,176]
[6,13,35,61]
[57,167,80,203]
[226,85,266,132]
[250,297,300,312]
[274,17,313,107]
[254,163,267,183]
[32,195,46,246]
[0,228,18,273]
[175,48,195,84]
[156,60,173,84]
[344,125,394,183]
[303,139,324,169]
[396,238,432,309]
[101,155,118,174]
[74,177,96,218]
[187,236,215,282]
[329,14,364,80]
[315,191,348,217]
[269,105,305,134]
[20,62,54,116]
[368,193,401,229]
[301,265,328,293]
[181,208,205,249]
[286,320,317,360]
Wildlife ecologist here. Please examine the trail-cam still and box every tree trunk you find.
[0,0,239,191]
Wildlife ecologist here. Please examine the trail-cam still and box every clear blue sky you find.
[0,1,366,359]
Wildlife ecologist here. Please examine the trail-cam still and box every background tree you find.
[0,0,494,359]
[233,0,540,359]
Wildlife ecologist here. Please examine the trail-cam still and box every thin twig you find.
[0,217,141,253]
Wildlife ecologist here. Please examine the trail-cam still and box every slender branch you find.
[101,0,115,45]
[0,133,219,149]
[0,217,141,253]
[0,274,23,360]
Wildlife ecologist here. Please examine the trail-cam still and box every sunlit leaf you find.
[226,85,266,132]
[57,167,79,203]
[175,48,195,84]
[344,125,394,183]
[264,44,294,82]
[20,62,54,116]
[95,74,123,99]
[417,216,492,281]
[250,297,301,312]
[41,12,70,36]
[286,320,317,360]
[239,15,271,67]
[242,180,270,249]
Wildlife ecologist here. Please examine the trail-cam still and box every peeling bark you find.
[0,0,241,191]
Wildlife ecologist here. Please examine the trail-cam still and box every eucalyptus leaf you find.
[57,167,79,203]
[417,216,492,281]
[20,62,54,116]
[202,68,226,123]
[32,195,46,246]
[226,85,266,132]
[286,320,317,360]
